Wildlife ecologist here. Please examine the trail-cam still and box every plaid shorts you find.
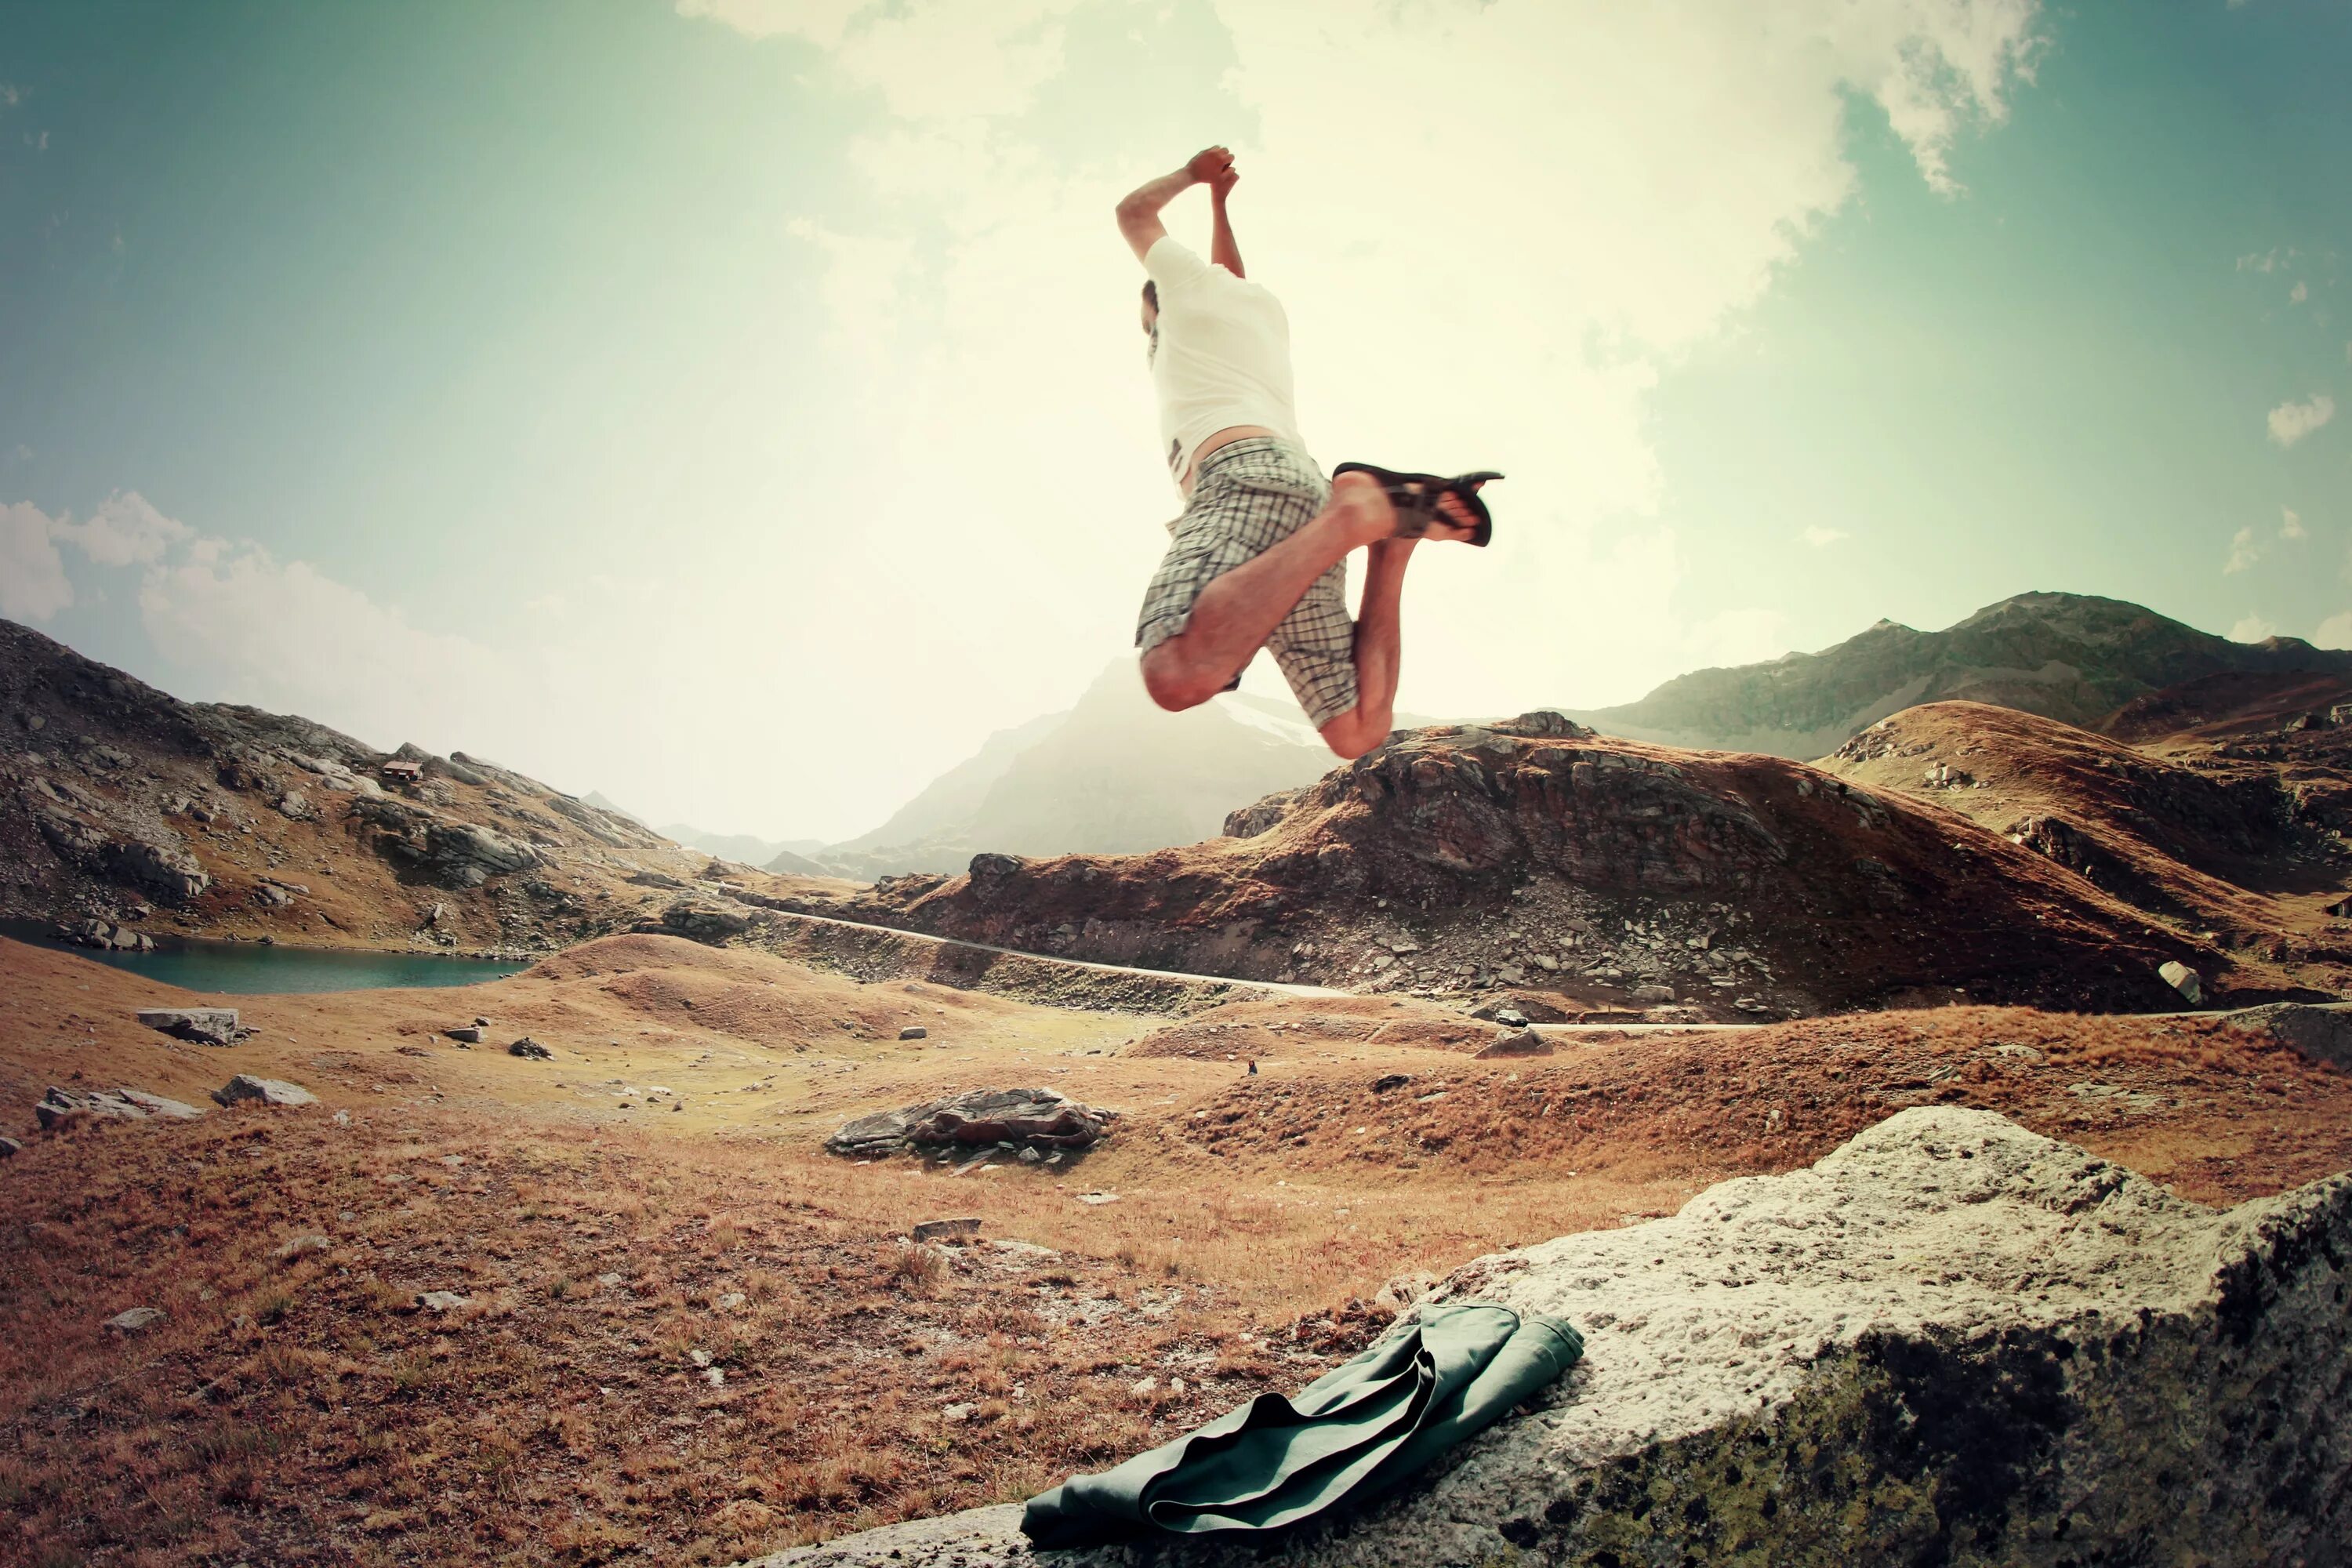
[1134,437,1359,728]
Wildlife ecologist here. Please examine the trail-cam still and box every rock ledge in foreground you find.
[748,1106,2352,1566]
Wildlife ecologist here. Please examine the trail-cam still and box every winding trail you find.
[759,907,1770,1033]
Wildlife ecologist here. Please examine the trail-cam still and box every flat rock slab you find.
[135,1007,251,1045]
[211,1075,317,1109]
[827,1087,1116,1158]
[748,1107,2352,1567]
[35,1086,207,1128]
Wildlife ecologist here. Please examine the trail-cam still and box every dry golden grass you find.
[7,937,2351,1564]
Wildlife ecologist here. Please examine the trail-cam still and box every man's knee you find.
[1140,641,1215,713]
[1319,710,1382,760]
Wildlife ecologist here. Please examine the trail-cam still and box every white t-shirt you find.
[1145,235,1301,491]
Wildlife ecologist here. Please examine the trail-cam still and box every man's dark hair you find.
[1142,279,1158,312]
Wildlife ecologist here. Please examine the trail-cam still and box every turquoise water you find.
[2,920,530,994]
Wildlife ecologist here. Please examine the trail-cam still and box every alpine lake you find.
[1,920,531,995]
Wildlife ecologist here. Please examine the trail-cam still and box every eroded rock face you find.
[849,717,2196,1015]
[752,1108,2352,1568]
[826,1088,1116,1158]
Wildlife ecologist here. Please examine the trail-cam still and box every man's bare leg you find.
[1141,474,1392,712]
[1141,474,1478,715]
[1316,536,1417,760]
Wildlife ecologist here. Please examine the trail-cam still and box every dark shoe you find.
[1331,463,1504,546]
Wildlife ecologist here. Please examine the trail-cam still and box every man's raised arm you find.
[1208,164,1243,278]
[1116,146,1234,263]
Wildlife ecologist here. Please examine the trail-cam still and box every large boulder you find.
[659,901,753,942]
[826,1088,1116,1158]
[753,1108,2352,1566]
[426,821,540,884]
[104,837,212,903]
[211,1075,317,1109]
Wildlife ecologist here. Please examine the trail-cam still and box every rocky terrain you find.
[1563,590,2352,760]
[9,927,2352,1566]
[761,1106,2352,1567]
[0,616,835,957]
[1825,699,2352,955]
[798,712,2235,1018]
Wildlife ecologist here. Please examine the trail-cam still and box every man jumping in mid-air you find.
[1120,145,1501,760]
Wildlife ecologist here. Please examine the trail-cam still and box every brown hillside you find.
[808,714,2213,1018]
[1823,701,2352,1000]
[0,617,855,957]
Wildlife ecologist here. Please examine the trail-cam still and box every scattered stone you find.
[105,1307,166,1335]
[416,1290,470,1313]
[273,1233,332,1261]
[1370,1073,1413,1094]
[1076,1192,1120,1206]
[911,1218,982,1243]
[767,1107,2352,1567]
[1630,982,1676,1004]
[942,1403,978,1423]
[826,1087,1117,1159]
[446,1025,487,1044]
[509,1038,554,1060]
[2158,960,2204,1006]
[36,1085,206,1128]
[898,1025,928,1040]
[1473,1029,1553,1060]
[58,918,155,953]
[717,1292,748,1311]
[135,1007,252,1047]
[992,1239,1059,1260]
[596,1272,625,1288]
[0,1136,20,1157]
[211,1075,318,1109]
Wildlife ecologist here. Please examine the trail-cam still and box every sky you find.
[2,0,2348,843]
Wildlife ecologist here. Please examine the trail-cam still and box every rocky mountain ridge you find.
[793,711,2227,1018]
[0,618,752,956]
[1564,590,2352,760]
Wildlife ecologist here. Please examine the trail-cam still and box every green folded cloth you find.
[1021,1301,1583,1549]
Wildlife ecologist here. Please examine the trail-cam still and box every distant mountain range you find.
[610,592,2352,885]
[1561,591,2352,760]
[776,659,1366,880]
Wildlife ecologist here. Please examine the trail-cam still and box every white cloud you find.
[2238,249,2278,272]
[2282,506,2307,540]
[0,502,74,622]
[0,84,16,109]
[677,0,1082,118]
[2225,524,2261,574]
[2269,393,2336,447]
[1802,525,1849,548]
[53,491,194,566]
[60,0,2032,840]
[2291,280,2309,304]
[2230,613,2276,642]
[2318,610,2352,649]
